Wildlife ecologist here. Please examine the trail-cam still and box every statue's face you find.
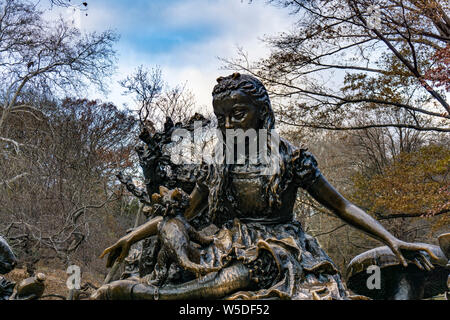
[213,89,260,133]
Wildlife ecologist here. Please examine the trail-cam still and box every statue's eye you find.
[233,110,245,119]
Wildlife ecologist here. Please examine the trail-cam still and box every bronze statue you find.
[92,73,438,300]
[0,235,17,300]
[143,186,219,286]
[9,273,46,300]
[1,235,46,300]
[0,236,17,275]
[346,233,450,300]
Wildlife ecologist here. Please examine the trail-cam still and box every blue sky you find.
[47,0,296,110]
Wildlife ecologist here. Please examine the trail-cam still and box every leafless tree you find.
[0,0,118,189]
[49,0,88,9]
[120,65,197,130]
[226,0,449,132]
[1,98,138,271]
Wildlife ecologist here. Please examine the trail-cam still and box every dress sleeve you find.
[292,149,322,190]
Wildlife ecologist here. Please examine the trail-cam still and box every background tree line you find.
[0,0,196,277]
[0,0,448,280]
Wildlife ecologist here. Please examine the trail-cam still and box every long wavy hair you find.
[207,73,294,226]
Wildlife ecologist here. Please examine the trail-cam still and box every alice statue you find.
[91,73,437,300]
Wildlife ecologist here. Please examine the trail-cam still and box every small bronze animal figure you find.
[9,273,46,300]
[145,187,219,286]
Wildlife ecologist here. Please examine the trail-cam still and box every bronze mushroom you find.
[346,233,450,300]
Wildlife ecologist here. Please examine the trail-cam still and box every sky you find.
[47,0,297,112]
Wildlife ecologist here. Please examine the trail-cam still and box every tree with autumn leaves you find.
[351,144,449,227]
[230,0,449,132]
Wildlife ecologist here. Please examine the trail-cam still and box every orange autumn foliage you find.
[424,43,450,92]
[351,144,449,228]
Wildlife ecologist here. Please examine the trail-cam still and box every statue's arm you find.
[99,215,163,267]
[306,175,438,266]
[127,182,208,242]
[100,184,208,267]
[306,176,396,245]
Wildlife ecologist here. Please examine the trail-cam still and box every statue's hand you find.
[99,235,132,268]
[387,239,439,270]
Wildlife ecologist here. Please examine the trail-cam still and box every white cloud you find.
[51,1,298,112]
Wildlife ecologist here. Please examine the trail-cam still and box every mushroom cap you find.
[438,233,450,259]
[346,243,449,299]
[347,243,448,278]
[36,273,46,282]
[15,274,46,299]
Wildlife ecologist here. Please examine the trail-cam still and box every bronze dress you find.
[194,140,348,300]
[135,140,349,300]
